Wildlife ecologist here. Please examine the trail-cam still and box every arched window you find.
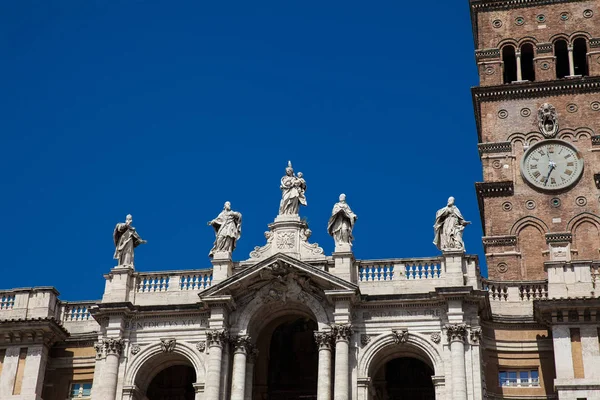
[502,45,517,83]
[573,37,589,76]
[555,39,569,78]
[520,43,535,81]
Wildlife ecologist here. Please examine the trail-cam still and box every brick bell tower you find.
[470,0,600,398]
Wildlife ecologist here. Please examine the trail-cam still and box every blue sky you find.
[1,1,482,300]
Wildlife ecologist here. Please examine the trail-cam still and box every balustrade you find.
[405,259,441,279]
[519,283,548,300]
[63,303,93,321]
[180,272,213,290]
[0,294,15,310]
[137,275,170,292]
[135,270,213,293]
[483,281,509,300]
[358,262,394,281]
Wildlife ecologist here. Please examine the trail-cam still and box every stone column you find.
[204,329,229,400]
[431,376,445,400]
[244,349,258,400]
[333,324,353,400]
[568,44,575,76]
[516,50,523,81]
[230,336,252,400]
[102,338,124,400]
[446,324,467,400]
[20,345,49,397]
[315,331,334,400]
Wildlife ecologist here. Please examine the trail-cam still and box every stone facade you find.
[1,1,600,399]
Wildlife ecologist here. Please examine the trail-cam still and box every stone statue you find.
[208,201,242,257]
[279,161,307,215]
[113,214,147,266]
[433,197,470,252]
[327,194,358,247]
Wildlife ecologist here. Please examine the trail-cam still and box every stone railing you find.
[404,258,442,280]
[358,257,443,282]
[135,269,213,293]
[482,279,548,317]
[61,302,95,321]
[0,293,16,310]
[358,261,396,281]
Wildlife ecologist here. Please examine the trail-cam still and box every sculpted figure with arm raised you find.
[113,214,147,267]
[208,201,242,257]
[433,197,470,252]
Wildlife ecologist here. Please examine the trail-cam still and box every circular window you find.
[583,9,593,18]
[536,14,546,23]
[515,17,525,26]
[560,12,570,21]
[492,19,503,28]
[498,109,508,119]
[526,200,536,210]
[551,198,561,208]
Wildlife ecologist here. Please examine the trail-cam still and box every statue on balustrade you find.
[113,214,147,266]
[433,197,470,252]
[208,201,242,257]
[327,193,358,248]
[279,161,307,215]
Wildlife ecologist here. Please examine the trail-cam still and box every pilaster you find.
[330,251,356,283]
[211,252,233,286]
[442,250,465,286]
[102,266,135,303]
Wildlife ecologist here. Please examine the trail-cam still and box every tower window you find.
[573,38,589,76]
[521,43,535,81]
[555,40,569,78]
[502,45,517,83]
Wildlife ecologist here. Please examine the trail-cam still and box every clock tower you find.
[470,0,600,398]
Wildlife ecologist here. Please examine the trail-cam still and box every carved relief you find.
[331,324,353,341]
[276,232,295,249]
[538,103,559,138]
[206,329,229,347]
[93,341,103,359]
[196,341,206,352]
[131,343,141,355]
[430,332,441,344]
[360,334,371,346]
[160,338,176,353]
[232,336,253,353]
[470,327,482,344]
[392,329,409,344]
[103,338,124,355]
[314,331,334,349]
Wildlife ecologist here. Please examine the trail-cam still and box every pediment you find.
[200,253,358,307]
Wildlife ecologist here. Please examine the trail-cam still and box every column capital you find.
[331,323,353,341]
[232,335,253,354]
[207,329,230,348]
[445,323,467,343]
[314,331,334,350]
[103,338,124,356]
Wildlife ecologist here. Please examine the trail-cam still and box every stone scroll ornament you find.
[113,214,147,267]
[327,194,358,248]
[538,103,559,138]
[208,201,242,258]
[433,197,471,252]
[279,161,307,215]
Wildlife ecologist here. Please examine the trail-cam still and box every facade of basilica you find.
[2,0,600,399]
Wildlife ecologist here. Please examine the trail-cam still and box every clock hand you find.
[544,160,556,186]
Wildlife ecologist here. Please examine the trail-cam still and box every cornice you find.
[0,317,69,345]
[475,181,514,235]
[482,235,517,247]
[478,141,512,156]
[471,76,600,143]
[545,232,572,244]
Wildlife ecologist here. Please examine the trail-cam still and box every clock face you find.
[521,140,584,191]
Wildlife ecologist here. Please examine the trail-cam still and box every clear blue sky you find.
[1,1,482,301]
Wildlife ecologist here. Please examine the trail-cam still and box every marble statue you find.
[327,194,358,247]
[279,161,307,215]
[208,201,242,257]
[433,197,470,251]
[113,214,147,266]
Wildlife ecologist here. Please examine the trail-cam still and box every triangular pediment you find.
[200,253,358,304]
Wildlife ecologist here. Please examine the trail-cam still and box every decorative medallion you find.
[541,62,550,70]
[567,103,578,113]
[526,200,536,210]
[498,109,508,119]
[520,108,531,117]
[360,334,371,346]
[131,344,141,355]
[576,196,587,206]
[496,262,508,273]
[492,160,502,169]
[536,14,546,22]
[515,17,525,26]
[502,202,513,211]
[492,19,503,28]
[485,66,495,75]
[276,232,295,249]
[430,332,441,344]
[551,198,561,208]
[560,12,570,21]
[538,103,559,138]
[196,341,206,352]
[591,101,600,111]
[583,9,594,18]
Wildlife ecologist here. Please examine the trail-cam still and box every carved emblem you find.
[196,341,206,352]
[276,232,295,249]
[131,344,141,355]
[360,334,371,346]
[430,332,441,344]
[392,329,409,344]
[470,327,482,344]
[160,338,176,353]
[538,103,559,138]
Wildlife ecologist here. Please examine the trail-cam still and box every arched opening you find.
[253,315,319,400]
[147,365,196,400]
[520,43,535,81]
[573,38,589,76]
[502,45,517,83]
[372,357,435,400]
[555,39,569,78]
